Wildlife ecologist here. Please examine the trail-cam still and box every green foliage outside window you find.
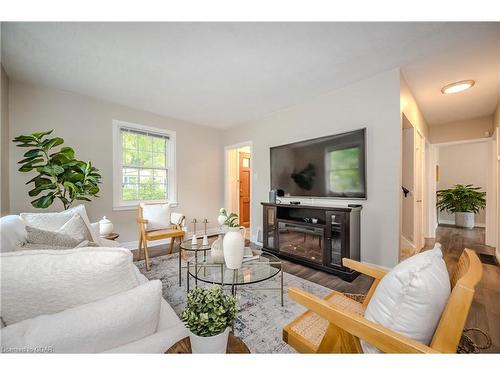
[121,130,168,201]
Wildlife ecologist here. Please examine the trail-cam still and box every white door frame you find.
[414,128,425,251]
[224,141,253,241]
[425,141,438,238]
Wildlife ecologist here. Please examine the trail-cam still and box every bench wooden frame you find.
[283,249,482,353]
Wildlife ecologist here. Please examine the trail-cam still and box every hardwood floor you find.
[136,225,499,353]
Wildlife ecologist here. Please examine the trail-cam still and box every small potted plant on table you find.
[437,184,486,229]
[181,287,238,353]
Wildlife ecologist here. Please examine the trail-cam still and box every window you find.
[327,146,362,193]
[113,121,176,210]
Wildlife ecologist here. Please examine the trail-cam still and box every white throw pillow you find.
[1,280,162,353]
[141,203,171,231]
[20,204,99,243]
[25,214,93,248]
[362,244,451,353]
[0,215,28,252]
[0,247,140,325]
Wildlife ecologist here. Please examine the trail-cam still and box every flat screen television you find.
[270,128,366,199]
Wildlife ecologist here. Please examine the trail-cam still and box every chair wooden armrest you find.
[137,217,149,224]
[342,258,388,280]
[288,287,438,353]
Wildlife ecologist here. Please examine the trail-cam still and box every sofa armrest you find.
[0,215,27,252]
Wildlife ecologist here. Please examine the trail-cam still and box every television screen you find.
[270,129,366,198]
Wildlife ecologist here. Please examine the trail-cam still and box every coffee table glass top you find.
[188,250,281,286]
[180,239,213,251]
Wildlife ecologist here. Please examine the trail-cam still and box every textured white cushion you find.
[25,214,93,248]
[1,247,140,325]
[362,244,451,353]
[20,205,99,243]
[1,280,162,353]
[141,203,171,231]
[0,215,28,252]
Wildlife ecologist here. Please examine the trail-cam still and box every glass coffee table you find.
[186,250,284,306]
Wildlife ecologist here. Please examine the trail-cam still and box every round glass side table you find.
[178,239,212,287]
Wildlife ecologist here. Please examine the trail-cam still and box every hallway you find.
[427,225,499,352]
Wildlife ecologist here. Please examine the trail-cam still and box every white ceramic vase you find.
[99,216,114,236]
[223,227,245,269]
[211,235,225,264]
[189,327,230,353]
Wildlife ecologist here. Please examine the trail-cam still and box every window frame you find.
[112,120,177,211]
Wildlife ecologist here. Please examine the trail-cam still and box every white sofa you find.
[0,213,188,353]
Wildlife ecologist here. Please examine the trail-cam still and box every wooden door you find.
[239,152,251,228]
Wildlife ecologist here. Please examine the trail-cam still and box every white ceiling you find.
[2,22,499,128]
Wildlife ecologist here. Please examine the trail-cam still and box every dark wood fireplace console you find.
[261,202,362,281]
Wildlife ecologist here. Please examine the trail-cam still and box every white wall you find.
[8,81,224,244]
[0,65,9,216]
[223,69,402,267]
[430,115,494,144]
[437,141,489,226]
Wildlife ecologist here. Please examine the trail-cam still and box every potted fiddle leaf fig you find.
[12,130,102,210]
[181,287,238,353]
[436,184,486,229]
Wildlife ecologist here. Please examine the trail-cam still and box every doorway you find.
[430,138,495,243]
[225,142,252,238]
[400,115,426,260]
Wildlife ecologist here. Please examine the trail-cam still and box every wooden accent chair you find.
[283,249,482,353]
[137,203,186,271]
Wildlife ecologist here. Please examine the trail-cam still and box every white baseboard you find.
[121,228,221,251]
[438,219,486,228]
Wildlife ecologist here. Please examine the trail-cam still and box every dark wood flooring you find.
[135,225,499,353]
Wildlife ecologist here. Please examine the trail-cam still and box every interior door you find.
[239,152,251,228]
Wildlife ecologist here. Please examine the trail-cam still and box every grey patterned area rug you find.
[135,253,332,353]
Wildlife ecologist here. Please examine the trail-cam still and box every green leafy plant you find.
[181,287,237,337]
[218,208,240,228]
[437,184,486,214]
[12,130,102,210]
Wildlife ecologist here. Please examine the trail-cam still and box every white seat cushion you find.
[1,247,140,325]
[141,203,171,231]
[20,205,99,243]
[362,244,451,353]
[1,280,162,353]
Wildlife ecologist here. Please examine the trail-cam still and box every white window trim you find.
[112,120,177,211]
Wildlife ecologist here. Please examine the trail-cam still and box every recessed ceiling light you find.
[441,80,475,94]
